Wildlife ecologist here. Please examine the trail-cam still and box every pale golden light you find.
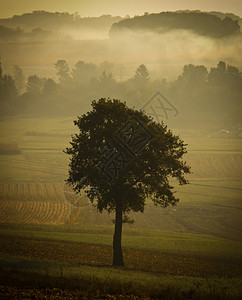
[1,0,242,18]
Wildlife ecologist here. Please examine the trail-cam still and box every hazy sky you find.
[1,0,242,18]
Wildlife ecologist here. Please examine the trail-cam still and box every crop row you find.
[0,182,64,202]
[0,199,74,225]
[185,152,242,180]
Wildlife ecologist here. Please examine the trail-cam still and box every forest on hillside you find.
[110,11,241,38]
[0,11,123,41]
[0,10,241,41]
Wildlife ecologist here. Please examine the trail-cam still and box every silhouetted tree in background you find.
[1,58,241,130]
[208,61,226,85]
[72,61,97,85]
[133,64,149,83]
[98,61,115,76]
[208,61,242,89]
[177,64,208,89]
[99,71,115,86]
[42,78,58,97]
[0,61,18,114]
[131,64,150,92]
[55,60,70,83]
[1,75,17,99]
[26,75,45,94]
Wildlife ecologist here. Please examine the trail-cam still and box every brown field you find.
[185,152,242,180]
[0,178,241,241]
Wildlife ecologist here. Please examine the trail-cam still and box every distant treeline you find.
[0,11,122,38]
[110,12,241,38]
[0,60,241,130]
[0,11,123,41]
[0,10,241,41]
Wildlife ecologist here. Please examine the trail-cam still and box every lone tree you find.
[65,98,190,266]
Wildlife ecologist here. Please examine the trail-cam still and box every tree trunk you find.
[112,200,124,266]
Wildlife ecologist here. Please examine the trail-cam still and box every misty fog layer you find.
[108,29,242,80]
[0,10,242,79]
[1,29,241,81]
[0,10,241,133]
